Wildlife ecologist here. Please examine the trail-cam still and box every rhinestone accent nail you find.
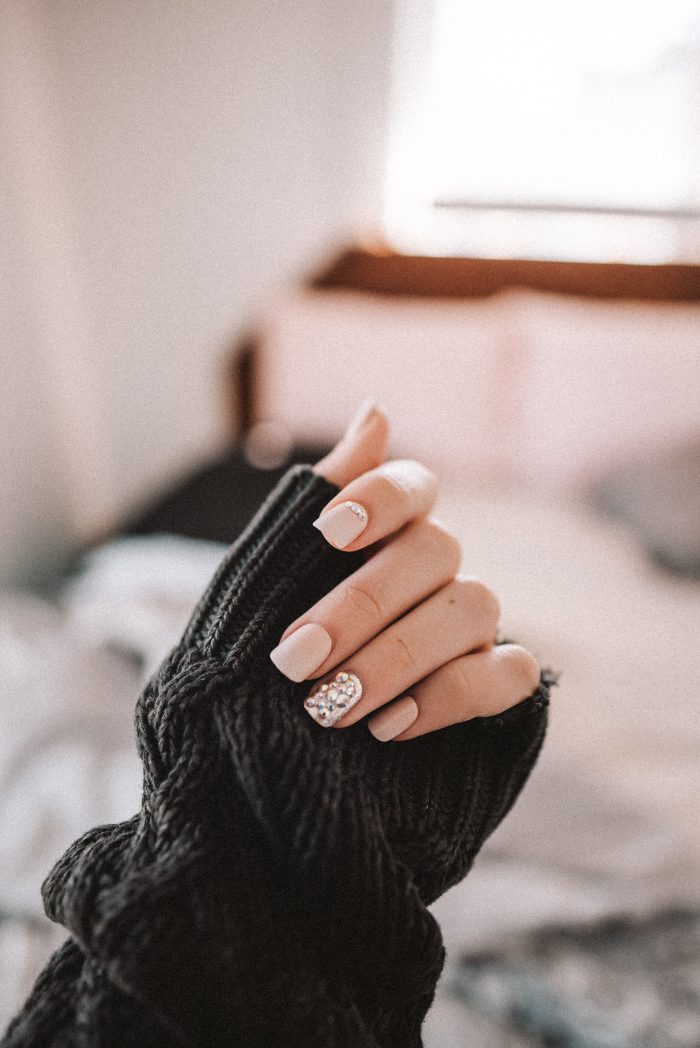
[347,502,367,521]
[304,671,363,728]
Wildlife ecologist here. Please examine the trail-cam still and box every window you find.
[384,0,700,261]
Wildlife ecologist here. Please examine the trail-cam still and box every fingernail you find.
[345,398,380,439]
[270,623,332,682]
[367,696,418,742]
[304,671,363,727]
[312,501,368,548]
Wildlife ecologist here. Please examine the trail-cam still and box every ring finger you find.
[368,644,542,742]
[302,575,500,728]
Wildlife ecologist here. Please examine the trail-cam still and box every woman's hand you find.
[269,400,541,742]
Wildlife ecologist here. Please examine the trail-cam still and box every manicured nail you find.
[312,501,368,548]
[304,671,363,727]
[367,696,418,742]
[270,623,332,682]
[345,398,380,439]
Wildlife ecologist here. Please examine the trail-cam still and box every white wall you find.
[0,163,72,586]
[0,0,394,586]
[0,1,88,587]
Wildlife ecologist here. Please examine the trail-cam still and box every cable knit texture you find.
[2,463,552,1048]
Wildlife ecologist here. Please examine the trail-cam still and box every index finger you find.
[311,458,439,552]
[313,399,390,489]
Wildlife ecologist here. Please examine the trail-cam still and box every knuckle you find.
[376,472,409,505]
[343,581,385,626]
[419,519,462,574]
[413,460,439,492]
[502,645,541,696]
[450,658,477,713]
[450,576,501,628]
[381,459,439,499]
[389,631,420,673]
[451,656,471,692]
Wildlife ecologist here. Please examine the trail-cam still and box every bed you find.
[2,251,699,1046]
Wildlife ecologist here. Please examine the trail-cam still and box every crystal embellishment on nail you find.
[312,501,369,548]
[304,671,363,728]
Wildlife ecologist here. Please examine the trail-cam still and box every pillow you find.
[510,290,700,490]
[256,288,521,486]
[591,437,700,577]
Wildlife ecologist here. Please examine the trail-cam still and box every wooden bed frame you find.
[227,246,700,437]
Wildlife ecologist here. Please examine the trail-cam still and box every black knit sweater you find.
[2,463,551,1048]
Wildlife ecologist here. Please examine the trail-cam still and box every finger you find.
[312,399,390,489]
[311,458,439,552]
[368,644,542,743]
[302,575,500,728]
[269,518,462,681]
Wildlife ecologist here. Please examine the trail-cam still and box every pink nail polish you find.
[367,697,418,742]
[312,501,368,549]
[269,623,332,682]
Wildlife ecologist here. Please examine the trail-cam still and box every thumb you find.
[313,399,390,489]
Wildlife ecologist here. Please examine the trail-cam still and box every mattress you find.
[1,486,698,1041]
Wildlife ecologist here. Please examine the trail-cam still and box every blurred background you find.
[1,1,699,1045]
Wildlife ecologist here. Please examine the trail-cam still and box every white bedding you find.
[432,487,700,955]
[1,492,698,1032]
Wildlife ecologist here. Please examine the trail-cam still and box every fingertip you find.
[344,401,390,448]
[367,695,419,742]
[313,400,390,488]
[345,398,386,438]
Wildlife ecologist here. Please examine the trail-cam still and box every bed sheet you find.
[1,493,698,1037]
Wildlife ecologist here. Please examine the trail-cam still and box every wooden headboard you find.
[311,247,700,300]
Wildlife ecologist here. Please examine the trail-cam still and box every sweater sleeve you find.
[2,463,551,1048]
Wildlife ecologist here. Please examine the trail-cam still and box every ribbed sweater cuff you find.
[183,462,365,662]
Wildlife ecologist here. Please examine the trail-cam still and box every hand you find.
[269,400,541,741]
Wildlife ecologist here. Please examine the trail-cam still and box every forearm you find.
[2,464,550,1048]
